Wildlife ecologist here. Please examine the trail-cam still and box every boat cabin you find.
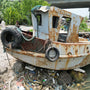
[31,6,83,43]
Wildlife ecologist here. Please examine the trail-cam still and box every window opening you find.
[60,17,71,32]
[36,14,42,25]
[53,16,59,28]
[58,17,71,42]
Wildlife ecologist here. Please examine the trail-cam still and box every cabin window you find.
[60,17,71,32]
[58,17,71,42]
[52,16,59,28]
[36,14,42,25]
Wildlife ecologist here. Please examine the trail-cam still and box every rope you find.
[6,50,11,67]
[16,27,35,41]
[35,39,50,53]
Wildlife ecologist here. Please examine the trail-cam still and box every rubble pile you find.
[0,61,88,90]
[22,66,72,90]
[12,63,87,90]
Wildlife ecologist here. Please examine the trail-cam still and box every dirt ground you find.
[0,25,33,90]
[0,25,90,90]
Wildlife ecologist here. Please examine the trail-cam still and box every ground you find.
[0,25,90,90]
[0,25,33,90]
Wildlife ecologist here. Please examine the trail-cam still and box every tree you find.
[21,0,50,25]
[0,0,3,9]
[1,0,50,25]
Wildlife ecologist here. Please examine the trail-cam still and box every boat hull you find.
[6,48,90,70]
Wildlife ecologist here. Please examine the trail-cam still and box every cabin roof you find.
[35,6,50,12]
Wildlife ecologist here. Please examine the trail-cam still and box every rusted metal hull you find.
[6,44,90,70]
[4,31,90,70]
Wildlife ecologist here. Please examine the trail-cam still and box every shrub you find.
[1,0,50,25]
[3,6,22,25]
[79,17,89,32]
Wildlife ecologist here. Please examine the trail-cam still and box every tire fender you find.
[45,47,59,62]
[1,27,23,48]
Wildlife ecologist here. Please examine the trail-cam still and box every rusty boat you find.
[1,6,90,70]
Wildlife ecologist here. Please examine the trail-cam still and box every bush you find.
[79,17,89,32]
[1,0,50,25]
[3,6,21,24]
[21,0,50,25]
[80,20,88,30]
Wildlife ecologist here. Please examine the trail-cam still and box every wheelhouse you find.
[31,6,83,43]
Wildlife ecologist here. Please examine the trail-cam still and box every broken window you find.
[52,16,59,28]
[58,17,71,42]
[60,17,71,32]
[36,14,42,25]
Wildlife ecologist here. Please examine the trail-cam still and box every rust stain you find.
[64,56,90,70]
[67,24,79,43]
[36,59,48,66]
[6,47,90,70]
[48,6,82,43]
[75,55,89,68]
[86,46,89,53]
[75,49,78,55]
[65,58,70,69]
[79,38,88,41]
[6,48,45,58]
[67,52,72,55]
[55,60,58,69]
[61,9,71,17]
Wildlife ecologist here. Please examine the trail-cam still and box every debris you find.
[0,67,8,75]
[0,88,3,90]
[19,86,25,90]
[0,20,5,29]
[74,68,86,73]
[70,69,87,82]
[13,61,25,74]
[25,65,36,71]
[58,71,72,85]
[0,63,88,90]
[77,83,81,88]
[30,88,33,90]
[22,67,74,90]
[55,85,60,90]
[0,59,88,90]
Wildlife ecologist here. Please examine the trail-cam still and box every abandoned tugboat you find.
[1,6,90,70]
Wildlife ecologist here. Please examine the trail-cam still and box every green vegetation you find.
[29,29,33,32]
[0,0,50,25]
[79,17,90,32]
